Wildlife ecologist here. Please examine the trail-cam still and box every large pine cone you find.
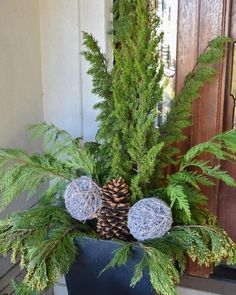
[97,177,131,241]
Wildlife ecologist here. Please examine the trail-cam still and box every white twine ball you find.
[64,176,102,221]
[128,197,173,241]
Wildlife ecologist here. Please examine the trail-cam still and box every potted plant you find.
[0,1,236,295]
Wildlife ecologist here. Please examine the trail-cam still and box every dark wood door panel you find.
[176,0,200,94]
[177,0,232,217]
[218,0,236,241]
[191,0,228,215]
[177,0,235,276]
[176,0,200,154]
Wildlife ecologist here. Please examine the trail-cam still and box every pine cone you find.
[97,177,131,241]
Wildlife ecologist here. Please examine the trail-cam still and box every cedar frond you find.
[159,36,232,166]
[99,242,131,275]
[0,149,75,212]
[0,206,96,291]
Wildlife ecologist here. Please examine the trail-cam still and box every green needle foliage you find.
[0,206,96,291]
[0,149,73,212]
[104,225,236,295]
[11,280,39,295]
[83,0,164,201]
[0,122,108,213]
[99,242,131,276]
[0,1,236,295]
[158,36,232,168]
[161,130,236,224]
[28,122,96,177]
[82,0,232,201]
[160,36,232,145]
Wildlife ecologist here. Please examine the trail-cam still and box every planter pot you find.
[65,237,154,295]
[186,256,213,278]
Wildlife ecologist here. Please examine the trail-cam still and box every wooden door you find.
[176,0,236,276]
[177,0,235,236]
[218,0,236,242]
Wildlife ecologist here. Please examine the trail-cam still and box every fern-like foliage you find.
[154,35,232,174]
[180,130,236,168]
[99,242,131,276]
[159,129,236,223]
[11,280,39,295]
[142,246,179,295]
[28,122,79,160]
[159,36,232,160]
[28,122,96,176]
[0,149,74,212]
[0,206,96,291]
[0,122,111,212]
[105,224,236,295]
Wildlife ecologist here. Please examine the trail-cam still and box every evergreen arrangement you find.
[0,1,236,295]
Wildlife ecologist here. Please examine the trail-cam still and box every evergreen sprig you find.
[81,32,114,163]
[159,129,236,223]
[143,246,179,295]
[158,36,232,169]
[0,1,235,295]
[99,242,131,275]
[82,0,164,201]
[27,122,79,160]
[160,35,232,146]
[180,129,236,167]
[0,122,106,212]
[105,225,236,295]
[0,206,96,291]
[0,149,75,212]
[28,122,96,177]
[11,280,39,295]
[82,0,232,201]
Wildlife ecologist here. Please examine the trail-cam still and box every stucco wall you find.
[0,0,44,216]
[0,0,44,293]
[0,0,43,149]
[79,0,113,141]
[39,0,112,141]
[39,0,83,138]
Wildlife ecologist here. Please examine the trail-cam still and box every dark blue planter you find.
[65,237,154,295]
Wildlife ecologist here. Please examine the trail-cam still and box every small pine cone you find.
[97,177,131,241]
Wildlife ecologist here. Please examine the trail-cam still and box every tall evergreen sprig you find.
[113,0,135,43]
[112,0,164,201]
[83,0,164,201]
[82,2,232,201]
[81,33,114,161]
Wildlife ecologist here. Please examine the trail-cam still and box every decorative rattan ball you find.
[127,197,173,241]
[64,176,102,221]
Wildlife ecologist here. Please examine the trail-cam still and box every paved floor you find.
[54,276,236,295]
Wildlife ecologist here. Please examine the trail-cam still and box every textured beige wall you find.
[0,0,43,150]
[39,0,83,138]
[79,0,113,141]
[0,1,44,292]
